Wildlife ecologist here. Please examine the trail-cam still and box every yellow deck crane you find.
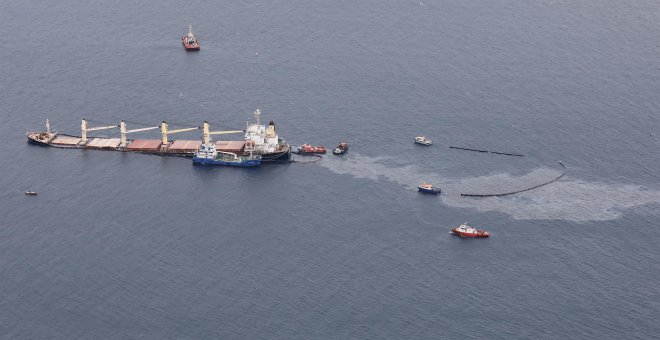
[160,121,200,144]
[201,121,244,145]
[81,118,118,144]
[118,121,160,147]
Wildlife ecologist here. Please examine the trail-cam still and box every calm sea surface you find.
[1,1,659,338]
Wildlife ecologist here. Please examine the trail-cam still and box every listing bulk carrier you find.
[26,109,291,162]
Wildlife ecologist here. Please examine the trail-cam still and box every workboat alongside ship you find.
[193,143,261,167]
[27,110,291,162]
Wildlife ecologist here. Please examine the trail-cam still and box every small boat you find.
[297,144,327,154]
[193,143,261,167]
[333,142,348,155]
[451,222,490,238]
[182,25,200,51]
[418,183,441,195]
[414,136,432,146]
[24,191,38,196]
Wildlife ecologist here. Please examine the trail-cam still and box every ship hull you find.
[182,38,200,51]
[27,132,80,148]
[192,157,261,167]
[451,229,489,238]
[27,135,51,147]
[256,147,291,163]
[418,187,441,195]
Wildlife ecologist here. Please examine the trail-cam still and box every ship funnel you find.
[267,121,276,138]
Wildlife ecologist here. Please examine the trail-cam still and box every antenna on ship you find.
[45,119,51,135]
[254,109,261,126]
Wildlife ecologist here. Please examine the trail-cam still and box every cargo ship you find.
[27,110,291,162]
[182,25,200,51]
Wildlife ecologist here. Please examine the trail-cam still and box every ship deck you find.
[29,133,254,156]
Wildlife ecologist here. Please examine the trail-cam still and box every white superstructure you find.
[195,143,217,159]
[187,26,197,44]
[455,223,478,234]
[244,109,284,154]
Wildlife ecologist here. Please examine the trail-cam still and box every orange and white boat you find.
[182,25,200,51]
[297,144,326,154]
[451,223,490,238]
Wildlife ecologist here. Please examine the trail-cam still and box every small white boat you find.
[24,191,38,196]
[414,136,432,146]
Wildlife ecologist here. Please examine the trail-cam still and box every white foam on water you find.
[320,153,660,222]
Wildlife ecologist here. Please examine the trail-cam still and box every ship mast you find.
[46,119,51,135]
[254,109,261,126]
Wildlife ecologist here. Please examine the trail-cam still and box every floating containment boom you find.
[460,161,566,197]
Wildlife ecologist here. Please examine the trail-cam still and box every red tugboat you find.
[297,144,326,154]
[333,142,348,155]
[182,25,200,51]
[451,223,490,238]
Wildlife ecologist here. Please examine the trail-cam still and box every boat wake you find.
[319,153,660,222]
